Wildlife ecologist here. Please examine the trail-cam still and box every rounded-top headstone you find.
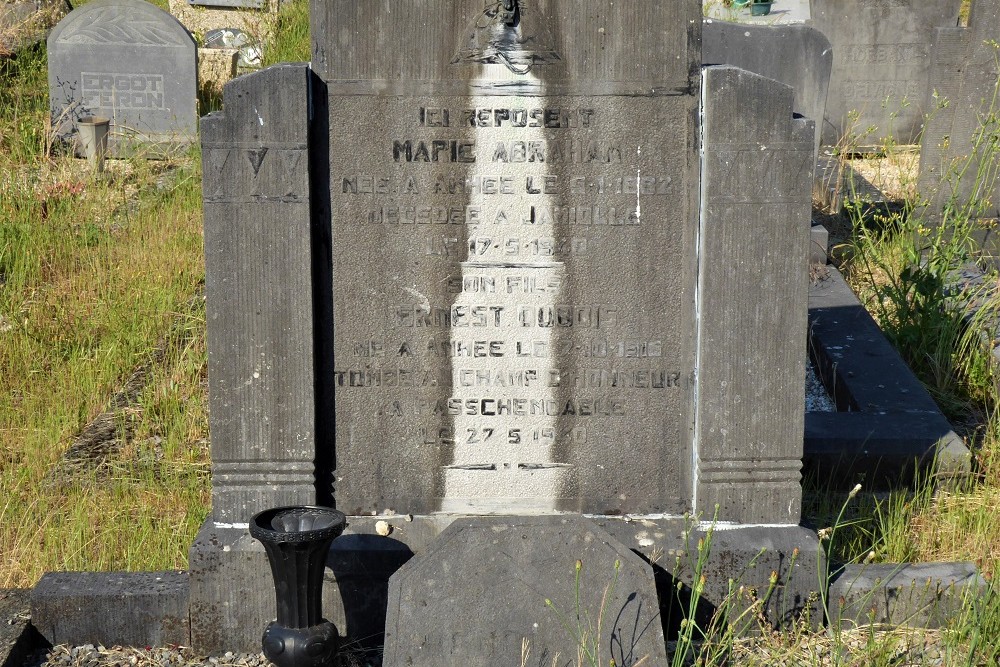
[47,0,197,157]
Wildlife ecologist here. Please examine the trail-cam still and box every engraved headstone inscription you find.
[47,0,197,157]
[918,0,1000,225]
[809,0,960,146]
[311,0,812,523]
[703,19,832,159]
[320,0,700,519]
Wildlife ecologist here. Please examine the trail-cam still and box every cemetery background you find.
[1,0,1000,664]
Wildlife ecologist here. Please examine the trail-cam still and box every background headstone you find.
[918,0,1000,223]
[703,19,832,160]
[809,0,960,146]
[47,0,196,157]
[383,516,667,667]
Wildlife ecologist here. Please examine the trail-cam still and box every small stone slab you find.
[383,515,667,667]
[31,571,189,648]
[47,0,197,157]
[830,562,988,628]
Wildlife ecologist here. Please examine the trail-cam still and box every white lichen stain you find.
[403,285,430,313]
[635,145,642,222]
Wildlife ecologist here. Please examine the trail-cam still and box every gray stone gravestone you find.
[47,0,197,157]
[383,516,667,666]
[200,63,320,525]
[918,0,1000,223]
[703,19,832,160]
[809,0,960,146]
[188,0,820,654]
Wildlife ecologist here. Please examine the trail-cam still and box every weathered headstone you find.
[703,19,832,159]
[200,63,321,525]
[320,0,701,519]
[809,0,960,146]
[918,0,1000,221]
[47,0,197,156]
[383,516,667,666]
[189,0,819,654]
[312,0,810,525]
[699,65,814,521]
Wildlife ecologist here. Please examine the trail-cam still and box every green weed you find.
[262,0,310,65]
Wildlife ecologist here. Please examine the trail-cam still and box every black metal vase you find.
[250,506,347,667]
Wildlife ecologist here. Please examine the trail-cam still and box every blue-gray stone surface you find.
[809,0,960,145]
[383,515,667,667]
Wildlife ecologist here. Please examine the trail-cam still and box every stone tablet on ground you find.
[810,0,960,146]
[383,516,667,666]
[48,0,197,157]
[919,0,1000,223]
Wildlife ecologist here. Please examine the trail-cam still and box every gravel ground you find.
[806,361,836,413]
[24,646,271,667]
[23,645,379,667]
[22,633,955,667]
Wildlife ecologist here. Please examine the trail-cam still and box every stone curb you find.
[805,267,972,488]
[1,589,46,667]
[30,573,189,650]
[830,562,990,628]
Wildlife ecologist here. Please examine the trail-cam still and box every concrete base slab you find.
[830,562,989,628]
[189,516,822,655]
[30,572,189,648]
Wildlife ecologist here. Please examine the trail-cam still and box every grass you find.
[261,0,309,66]
[0,37,210,585]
